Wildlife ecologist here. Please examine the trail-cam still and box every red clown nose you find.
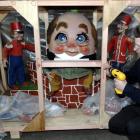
[10,22,23,31]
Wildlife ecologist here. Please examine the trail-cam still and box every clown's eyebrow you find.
[56,22,68,31]
[79,23,88,33]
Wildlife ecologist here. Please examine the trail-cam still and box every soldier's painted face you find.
[48,13,97,58]
[117,22,127,34]
[13,31,24,41]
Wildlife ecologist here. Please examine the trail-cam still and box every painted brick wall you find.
[49,76,100,108]
[11,90,38,96]
[22,61,100,108]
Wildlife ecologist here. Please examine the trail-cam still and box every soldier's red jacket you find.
[3,39,35,58]
[108,35,133,63]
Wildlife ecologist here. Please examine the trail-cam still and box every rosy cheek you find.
[80,46,90,55]
[54,45,65,54]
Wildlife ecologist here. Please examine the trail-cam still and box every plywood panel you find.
[23,112,45,132]
[11,1,38,26]
[45,109,101,130]
[103,0,130,28]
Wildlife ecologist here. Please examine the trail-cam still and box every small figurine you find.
[108,15,134,70]
[46,12,98,93]
[3,22,35,90]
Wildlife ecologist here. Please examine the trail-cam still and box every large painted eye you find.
[76,33,89,44]
[55,33,67,44]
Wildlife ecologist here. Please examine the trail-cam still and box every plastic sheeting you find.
[0,91,66,120]
[81,79,132,116]
[0,92,39,120]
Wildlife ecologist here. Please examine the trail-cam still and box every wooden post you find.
[0,33,8,91]
[99,0,131,128]
[10,131,20,139]
[0,12,9,91]
[12,0,45,130]
[12,0,45,112]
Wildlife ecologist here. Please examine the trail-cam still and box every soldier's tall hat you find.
[10,22,23,32]
[121,15,132,26]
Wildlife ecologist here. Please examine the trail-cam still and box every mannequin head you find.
[47,12,97,59]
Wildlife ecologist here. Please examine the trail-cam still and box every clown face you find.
[47,13,97,59]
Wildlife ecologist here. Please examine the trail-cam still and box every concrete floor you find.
[4,129,128,140]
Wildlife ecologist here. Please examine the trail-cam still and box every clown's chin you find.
[54,53,85,61]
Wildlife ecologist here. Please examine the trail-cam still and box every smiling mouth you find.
[65,51,79,56]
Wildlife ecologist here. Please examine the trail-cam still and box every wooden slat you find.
[0,0,104,7]
[31,5,45,113]
[99,1,108,126]
[42,60,101,68]
[0,7,14,11]
[130,0,140,6]
[2,121,28,132]
[0,1,12,7]
[37,0,104,6]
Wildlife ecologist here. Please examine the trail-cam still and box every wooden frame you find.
[0,0,139,138]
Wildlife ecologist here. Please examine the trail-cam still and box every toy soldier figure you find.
[3,22,34,90]
[108,15,134,70]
